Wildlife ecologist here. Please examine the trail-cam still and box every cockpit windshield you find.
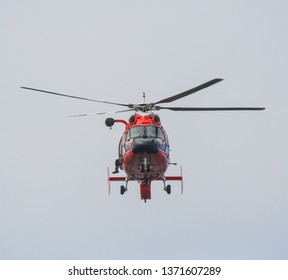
[147,125,164,139]
[129,126,143,139]
[127,125,165,140]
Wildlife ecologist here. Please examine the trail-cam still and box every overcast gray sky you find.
[1,0,287,259]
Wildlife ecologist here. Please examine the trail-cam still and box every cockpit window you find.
[129,126,143,139]
[146,126,165,140]
[146,126,157,138]
[127,125,165,140]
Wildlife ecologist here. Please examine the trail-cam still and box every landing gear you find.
[163,179,171,195]
[120,185,126,195]
[120,178,128,195]
[166,184,171,194]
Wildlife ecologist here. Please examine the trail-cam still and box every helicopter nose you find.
[132,138,159,154]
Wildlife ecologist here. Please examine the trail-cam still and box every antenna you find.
[142,92,146,103]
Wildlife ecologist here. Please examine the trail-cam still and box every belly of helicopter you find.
[122,150,169,181]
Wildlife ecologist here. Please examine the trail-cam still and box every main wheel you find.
[120,185,125,195]
[166,184,171,194]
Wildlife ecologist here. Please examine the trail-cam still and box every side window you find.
[157,127,164,140]
[119,132,127,155]
[159,128,169,154]
[126,129,131,140]
[118,138,123,157]
[124,131,133,151]
[162,129,169,144]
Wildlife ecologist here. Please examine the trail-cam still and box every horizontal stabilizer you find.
[108,176,126,181]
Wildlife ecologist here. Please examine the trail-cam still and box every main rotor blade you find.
[157,106,266,111]
[20,87,130,107]
[69,109,135,117]
[154,78,223,105]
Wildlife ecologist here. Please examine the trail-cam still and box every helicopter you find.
[21,78,265,202]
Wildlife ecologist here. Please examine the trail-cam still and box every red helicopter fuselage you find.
[106,113,183,202]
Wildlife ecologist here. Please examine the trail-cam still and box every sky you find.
[1,0,287,260]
